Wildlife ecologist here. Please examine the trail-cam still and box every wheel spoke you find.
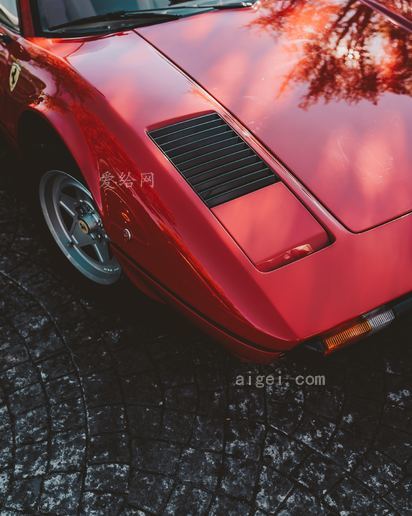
[75,188,91,204]
[94,242,110,264]
[59,193,78,217]
[70,221,92,248]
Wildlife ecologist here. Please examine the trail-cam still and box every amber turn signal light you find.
[322,308,395,355]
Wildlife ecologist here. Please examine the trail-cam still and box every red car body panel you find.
[139,0,412,233]
[212,183,329,272]
[363,0,412,23]
[0,0,411,362]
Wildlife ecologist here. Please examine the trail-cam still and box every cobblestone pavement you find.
[0,155,411,515]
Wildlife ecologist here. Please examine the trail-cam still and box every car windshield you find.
[35,0,248,32]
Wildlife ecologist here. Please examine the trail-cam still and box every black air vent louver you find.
[149,113,278,208]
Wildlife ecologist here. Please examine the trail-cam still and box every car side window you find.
[0,0,19,31]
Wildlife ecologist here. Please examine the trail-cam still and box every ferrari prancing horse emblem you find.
[9,62,21,92]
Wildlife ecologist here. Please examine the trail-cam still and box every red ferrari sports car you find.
[0,0,411,362]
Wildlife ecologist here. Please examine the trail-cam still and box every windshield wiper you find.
[49,2,253,31]
[187,2,254,8]
[49,10,181,31]
[128,2,253,10]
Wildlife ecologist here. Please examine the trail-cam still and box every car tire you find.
[21,135,124,292]
[38,168,123,286]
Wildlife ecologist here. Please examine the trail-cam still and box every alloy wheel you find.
[39,170,122,285]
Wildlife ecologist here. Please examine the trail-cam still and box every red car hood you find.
[138,0,412,233]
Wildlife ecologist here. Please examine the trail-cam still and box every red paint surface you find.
[212,183,329,271]
[140,0,412,233]
[0,0,411,361]
[368,0,412,22]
